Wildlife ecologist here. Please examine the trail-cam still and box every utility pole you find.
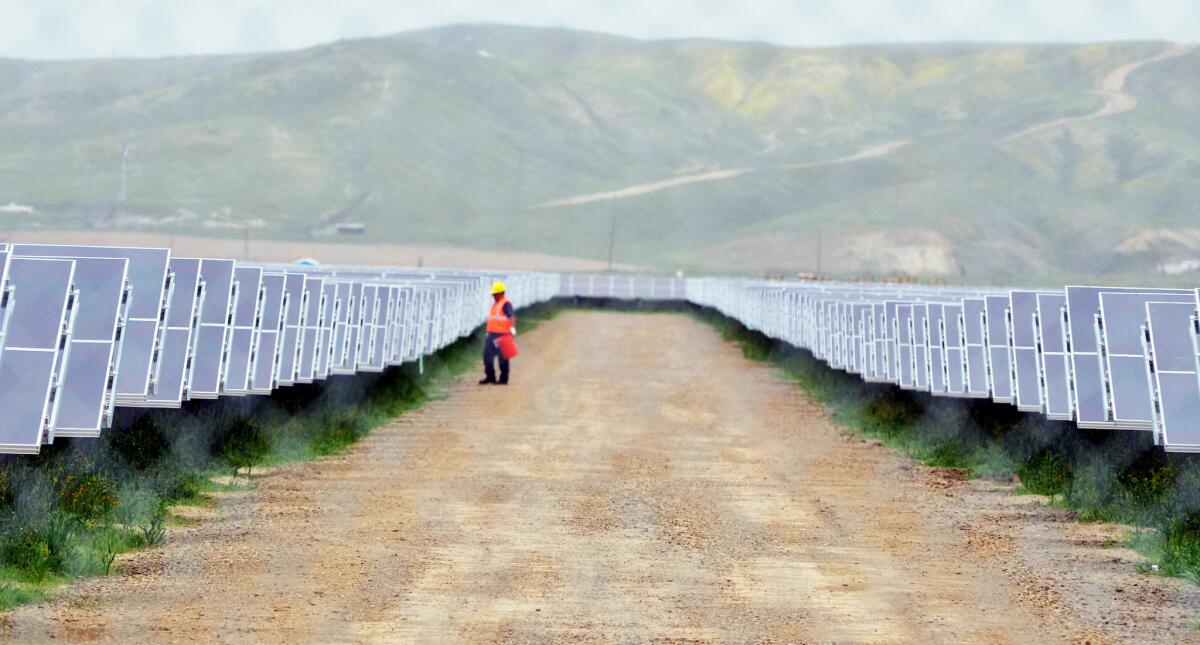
[118,143,129,205]
[242,225,250,261]
[816,229,823,275]
[516,146,524,211]
[894,162,901,216]
[606,212,617,272]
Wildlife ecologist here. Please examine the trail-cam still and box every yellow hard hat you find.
[490,280,506,295]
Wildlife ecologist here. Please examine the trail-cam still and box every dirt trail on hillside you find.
[530,140,909,210]
[1000,43,1196,142]
[3,312,1199,643]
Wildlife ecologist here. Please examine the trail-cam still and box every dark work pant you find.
[483,332,509,381]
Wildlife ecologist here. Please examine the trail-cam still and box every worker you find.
[480,280,516,385]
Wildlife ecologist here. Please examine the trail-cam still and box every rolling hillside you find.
[0,24,1198,279]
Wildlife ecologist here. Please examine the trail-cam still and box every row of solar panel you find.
[683,278,1200,453]
[558,274,686,301]
[0,244,559,454]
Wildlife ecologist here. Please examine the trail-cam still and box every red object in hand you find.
[495,334,519,359]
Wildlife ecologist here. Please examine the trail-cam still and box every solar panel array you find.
[681,277,1200,453]
[2,247,1198,455]
[0,245,558,454]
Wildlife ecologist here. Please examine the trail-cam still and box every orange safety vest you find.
[486,296,513,334]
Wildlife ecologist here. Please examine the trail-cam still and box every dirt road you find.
[4,312,1199,642]
[1000,43,1196,143]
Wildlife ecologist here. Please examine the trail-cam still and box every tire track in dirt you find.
[2,311,1199,642]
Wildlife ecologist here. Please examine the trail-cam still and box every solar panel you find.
[296,276,325,383]
[411,286,431,358]
[1145,301,1200,450]
[857,302,876,379]
[366,286,394,371]
[406,288,429,361]
[896,304,916,389]
[433,285,452,349]
[830,301,847,370]
[275,273,306,386]
[411,286,432,360]
[912,304,930,391]
[850,303,872,376]
[928,304,948,393]
[223,266,263,395]
[1011,291,1044,412]
[146,258,202,407]
[425,286,442,355]
[48,257,128,437]
[385,286,407,366]
[1066,286,1187,428]
[817,298,832,366]
[188,259,236,399]
[1036,293,1073,420]
[391,287,414,364]
[250,273,287,394]
[864,303,886,382]
[812,298,827,361]
[329,282,353,374]
[0,258,75,453]
[961,298,991,398]
[836,300,851,370]
[825,299,844,369]
[944,303,967,396]
[380,286,398,369]
[13,245,169,404]
[356,284,378,368]
[344,282,366,373]
[1098,290,1193,430]
[315,281,339,378]
[985,295,1014,403]
[884,302,900,382]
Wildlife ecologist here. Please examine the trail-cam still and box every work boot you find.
[478,377,496,385]
[497,376,509,385]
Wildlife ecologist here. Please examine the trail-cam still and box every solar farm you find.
[4,246,1200,638]
[5,244,1198,457]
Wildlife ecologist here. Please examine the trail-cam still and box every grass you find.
[0,300,562,611]
[0,582,46,611]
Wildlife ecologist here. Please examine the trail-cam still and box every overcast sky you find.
[1,0,1196,60]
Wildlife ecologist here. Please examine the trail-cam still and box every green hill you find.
[0,25,1197,280]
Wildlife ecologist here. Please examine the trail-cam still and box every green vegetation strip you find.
[0,303,561,610]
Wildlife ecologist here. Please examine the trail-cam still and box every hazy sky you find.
[1,0,1197,60]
